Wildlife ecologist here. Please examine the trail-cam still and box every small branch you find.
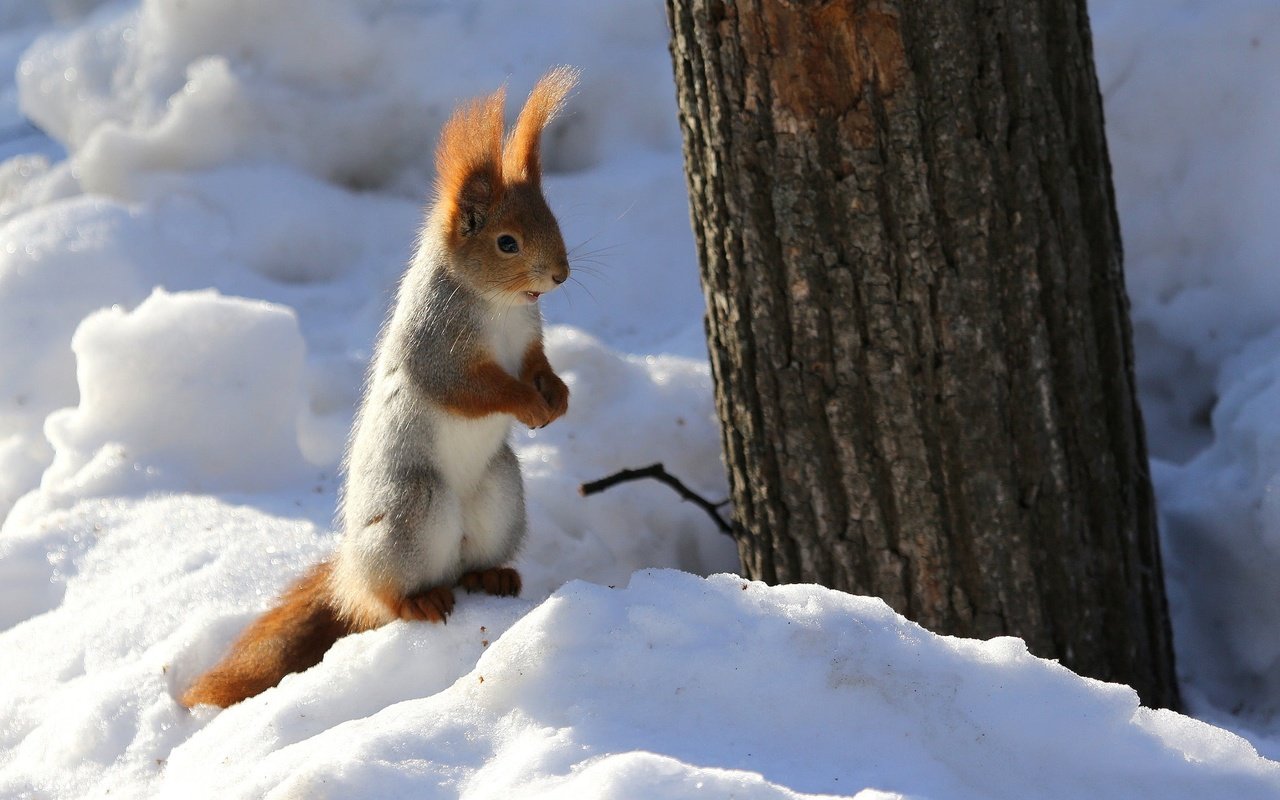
[579,463,734,536]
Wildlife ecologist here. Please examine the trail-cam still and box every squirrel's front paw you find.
[514,389,554,429]
[533,371,569,425]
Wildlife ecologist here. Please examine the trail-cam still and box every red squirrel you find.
[181,68,577,708]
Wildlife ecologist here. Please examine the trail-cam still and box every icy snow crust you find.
[0,0,1278,796]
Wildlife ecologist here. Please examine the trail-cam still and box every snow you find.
[158,572,1280,799]
[0,0,1278,796]
[43,288,312,495]
[1094,0,1280,462]
[1092,0,1280,747]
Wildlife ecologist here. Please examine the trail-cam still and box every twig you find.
[579,463,734,536]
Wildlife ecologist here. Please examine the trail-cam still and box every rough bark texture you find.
[666,0,1179,708]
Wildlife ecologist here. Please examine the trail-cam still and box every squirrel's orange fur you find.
[433,341,566,425]
[503,67,578,183]
[181,562,351,708]
[435,88,506,243]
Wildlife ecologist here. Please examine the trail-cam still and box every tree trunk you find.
[666,0,1179,708]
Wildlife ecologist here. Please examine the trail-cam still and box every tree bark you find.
[666,0,1179,708]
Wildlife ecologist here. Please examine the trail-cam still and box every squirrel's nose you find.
[552,273,566,285]
[551,264,568,284]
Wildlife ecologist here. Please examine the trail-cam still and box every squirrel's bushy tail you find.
[181,561,351,708]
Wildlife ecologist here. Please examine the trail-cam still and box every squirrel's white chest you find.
[485,306,539,375]
[433,414,511,489]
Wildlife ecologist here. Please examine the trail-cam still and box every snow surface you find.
[1092,0,1280,749]
[1,0,1279,796]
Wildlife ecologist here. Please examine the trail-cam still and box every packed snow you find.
[1,0,1278,797]
[1092,0,1280,748]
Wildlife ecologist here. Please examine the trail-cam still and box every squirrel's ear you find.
[436,87,506,237]
[503,66,579,185]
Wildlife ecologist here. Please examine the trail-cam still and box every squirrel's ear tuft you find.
[503,66,579,185]
[436,87,506,237]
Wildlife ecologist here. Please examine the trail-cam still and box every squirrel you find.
[180,67,578,709]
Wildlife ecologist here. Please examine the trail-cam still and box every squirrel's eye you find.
[497,235,520,254]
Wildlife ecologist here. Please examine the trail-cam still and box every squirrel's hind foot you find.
[395,586,456,623]
[459,567,522,597]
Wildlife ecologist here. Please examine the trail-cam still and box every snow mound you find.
[39,287,313,501]
[0,197,150,512]
[0,494,333,797]
[1093,0,1280,459]
[1090,0,1280,735]
[1157,327,1280,728]
[158,570,1280,799]
[17,0,680,196]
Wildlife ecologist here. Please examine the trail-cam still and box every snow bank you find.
[0,287,316,630]
[0,1,85,164]
[157,571,1280,799]
[7,556,1277,798]
[1156,329,1280,729]
[1092,0,1280,736]
[11,0,705,343]
[0,197,149,513]
[41,288,312,498]
[16,0,680,196]
[0,494,333,797]
[1093,0,1280,460]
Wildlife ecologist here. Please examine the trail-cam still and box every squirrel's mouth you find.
[523,291,542,302]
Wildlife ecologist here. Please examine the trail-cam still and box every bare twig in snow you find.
[579,463,734,536]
